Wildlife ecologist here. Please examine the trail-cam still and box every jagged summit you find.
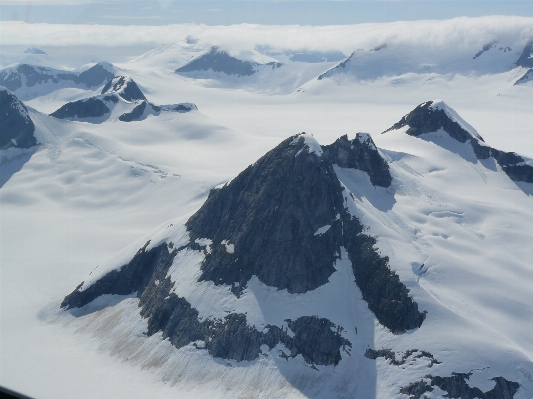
[23,47,47,55]
[50,75,196,123]
[175,46,281,77]
[101,76,146,102]
[322,133,391,187]
[50,75,147,121]
[61,131,425,368]
[384,100,483,142]
[78,61,116,88]
[385,100,533,183]
[0,86,37,150]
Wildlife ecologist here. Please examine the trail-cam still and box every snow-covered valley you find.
[1,16,533,399]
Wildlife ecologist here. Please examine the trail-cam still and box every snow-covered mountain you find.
[54,100,533,399]
[175,45,282,78]
[1,17,533,399]
[50,75,196,123]
[514,39,533,85]
[317,37,533,86]
[0,86,37,151]
[0,61,117,101]
[24,47,47,55]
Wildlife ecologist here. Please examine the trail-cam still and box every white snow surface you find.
[314,225,331,236]
[1,17,533,399]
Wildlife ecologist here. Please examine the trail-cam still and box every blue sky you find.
[1,1,532,25]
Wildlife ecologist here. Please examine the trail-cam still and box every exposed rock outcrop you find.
[62,134,425,342]
[365,348,440,367]
[400,372,520,399]
[0,87,37,150]
[384,100,533,183]
[322,133,392,187]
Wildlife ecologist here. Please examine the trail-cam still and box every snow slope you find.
[41,103,533,399]
[1,17,533,399]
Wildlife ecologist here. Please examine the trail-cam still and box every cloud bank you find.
[1,16,532,55]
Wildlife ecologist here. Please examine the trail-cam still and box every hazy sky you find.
[1,0,532,26]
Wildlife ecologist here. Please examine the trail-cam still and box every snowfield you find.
[1,16,533,399]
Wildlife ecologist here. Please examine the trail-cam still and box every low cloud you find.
[1,16,532,55]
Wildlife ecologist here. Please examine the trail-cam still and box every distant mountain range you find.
[0,62,117,101]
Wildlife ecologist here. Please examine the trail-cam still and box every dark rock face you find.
[62,132,426,368]
[400,372,520,399]
[144,289,352,365]
[77,62,115,88]
[186,135,344,296]
[62,241,351,365]
[385,100,533,184]
[175,46,258,76]
[101,76,146,102]
[0,64,77,92]
[0,88,36,150]
[383,101,479,143]
[473,41,497,59]
[118,102,197,122]
[515,39,533,68]
[342,218,426,334]
[50,96,115,119]
[61,241,170,310]
[471,139,533,183]
[119,100,147,122]
[322,133,392,187]
[171,103,196,112]
[365,348,440,367]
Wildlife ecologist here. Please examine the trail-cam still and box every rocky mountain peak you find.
[384,100,484,142]
[176,46,257,76]
[0,87,37,150]
[62,132,425,340]
[23,47,47,55]
[385,100,533,184]
[322,133,392,187]
[101,75,146,102]
[77,61,116,88]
